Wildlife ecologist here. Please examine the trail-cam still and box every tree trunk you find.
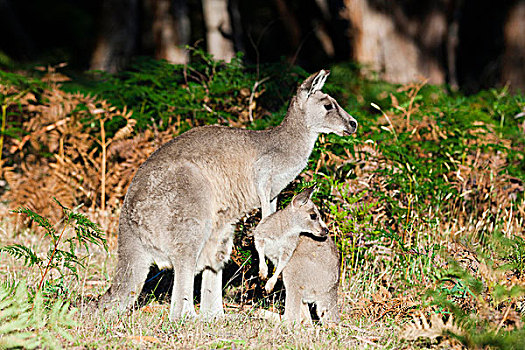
[502,0,525,92]
[272,0,302,52]
[151,0,190,64]
[445,0,463,90]
[90,0,140,72]
[0,0,34,60]
[228,0,245,54]
[344,0,446,84]
[202,0,235,62]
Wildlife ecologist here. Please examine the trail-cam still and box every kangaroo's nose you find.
[321,227,329,236]
[349,120,357,129]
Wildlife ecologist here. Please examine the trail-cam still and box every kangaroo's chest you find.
[270,160,308,198]
[264,234,299,265]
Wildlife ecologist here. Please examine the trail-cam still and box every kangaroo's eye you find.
[324,104,334,111]
[310,213,317,220]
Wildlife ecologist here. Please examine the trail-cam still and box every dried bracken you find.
[401,312,464,341]
[1,67,148,232]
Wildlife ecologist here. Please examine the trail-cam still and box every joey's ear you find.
[298,70,330,99]
[291,186,316,208]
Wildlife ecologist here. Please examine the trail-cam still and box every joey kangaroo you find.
[282,233,340,325]
[98,70,357,321]
[253,187,328,293]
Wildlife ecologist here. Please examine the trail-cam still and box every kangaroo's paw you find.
[259,263,268,280]
[265,277,277,293]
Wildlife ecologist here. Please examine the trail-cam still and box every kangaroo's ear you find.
[291,186,316,207]
[298,70,330,99]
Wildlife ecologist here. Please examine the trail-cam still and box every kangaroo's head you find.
[289,186,329,238]
[294,70,358,136]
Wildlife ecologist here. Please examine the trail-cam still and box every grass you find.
[0,217,400,349]
[0,53,524,348]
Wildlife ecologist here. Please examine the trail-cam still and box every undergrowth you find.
[0,282,76,349]
[1,198,107,298]
[0,51,524,348]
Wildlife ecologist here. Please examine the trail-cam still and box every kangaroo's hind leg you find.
[199,223,234,319]
[168,231,201,321]
[162,163,215,321]
[200,268,224,319]
[98,221,152,314]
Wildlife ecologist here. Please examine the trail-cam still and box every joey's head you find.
[294,70,358,136]
[289,186,329,238]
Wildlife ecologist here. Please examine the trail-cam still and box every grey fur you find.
[98,70,357,321]
[253,187,328,293]
[282,234,340,326]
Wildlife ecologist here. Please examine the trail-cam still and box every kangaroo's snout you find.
[343,115,358,135]
[321,227,329,236]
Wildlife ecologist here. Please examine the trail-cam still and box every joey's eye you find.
[310,213,317,220]
[324,104,334,111]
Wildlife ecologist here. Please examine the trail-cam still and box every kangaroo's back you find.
[126,125,266,220]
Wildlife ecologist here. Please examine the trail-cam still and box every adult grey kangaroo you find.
[98,70,357,321]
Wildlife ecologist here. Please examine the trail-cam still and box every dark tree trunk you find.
[502,0,525,92]
[272,0,302,53]
[0,0,34,59]
[90,0,140,72]
[228,0,245,54]
[445,0,463,90]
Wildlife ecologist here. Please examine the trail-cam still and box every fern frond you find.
[0,282,77,349]
[11,206,57,237]
[401,312,464,341]
[0,244,42,267]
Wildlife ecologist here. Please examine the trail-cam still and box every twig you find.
[224,256,251,290]
[10,117,71,153]
[371,103,398,141]
[495,303,512,334]
[350,334,378,347]
[100,118,107,212]
[248,77,270,123]
[0,105,6,171]
[38,216,71,291]
[405,80,427,129]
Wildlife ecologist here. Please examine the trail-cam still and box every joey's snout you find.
[311,224,329,238]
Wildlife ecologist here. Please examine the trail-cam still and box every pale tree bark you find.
[502,0,525,91]
[344,0,446,84]
[202,0,235,62]
[152,0,190,64]
[90,0,140,73]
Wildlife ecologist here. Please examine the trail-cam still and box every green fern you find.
[0,282,76,349]
[1,198,107,294]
